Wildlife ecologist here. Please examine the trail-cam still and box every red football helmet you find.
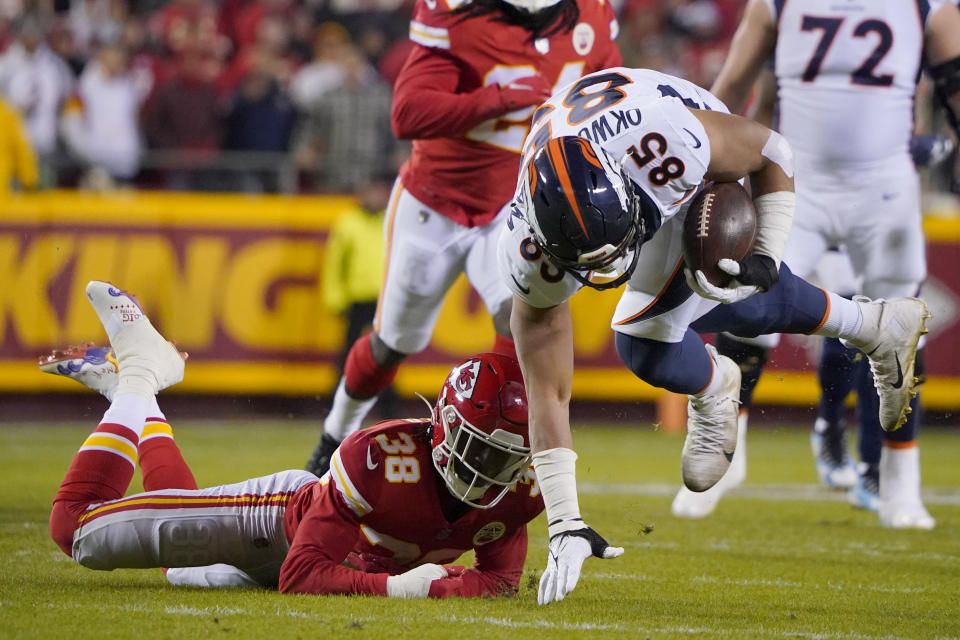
[431,353,531,509]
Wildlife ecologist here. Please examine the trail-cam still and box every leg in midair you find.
[50,280,186,557]
[670,333,765,518]
[615,329,741,495]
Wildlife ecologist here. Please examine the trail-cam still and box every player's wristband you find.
[532,448,584,538]
[752,191,795,269]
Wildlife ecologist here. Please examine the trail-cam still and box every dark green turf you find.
[1,421,958,639]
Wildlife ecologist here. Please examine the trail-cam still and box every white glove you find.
[684,260,761,304]
[538,527,624,605]
[385,563,448,599]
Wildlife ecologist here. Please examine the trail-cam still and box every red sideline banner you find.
[1,191,958,408]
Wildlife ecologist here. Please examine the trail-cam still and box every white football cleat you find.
[673,411,747,518]
[38,342,119,399]
[878,445,935,530]
[85,281,186,397]
[842,297,928,431]
[681,345,741,492]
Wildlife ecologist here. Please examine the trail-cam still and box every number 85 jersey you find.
[499,67,729,309]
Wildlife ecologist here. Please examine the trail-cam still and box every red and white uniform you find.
[282,419,543,596]
[376,0,621,354]
[69,420,543,598]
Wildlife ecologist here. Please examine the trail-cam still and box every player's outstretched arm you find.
[510,296,575,453]
[710,0,776,114]
[510,296,623,605]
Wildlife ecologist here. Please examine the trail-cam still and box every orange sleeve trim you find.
[804,287,831,335]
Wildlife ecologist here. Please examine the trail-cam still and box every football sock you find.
[491,334,518,360]
[715,333,768,407]
[343,333,400,398]
[817,337,859,425]
[815,291,864,339]
[324,379,379,442]
[139,398,197,492]
[324,334,400,441]
[50,393,147,555]
[880,443,923,505]
[615,329,712,395]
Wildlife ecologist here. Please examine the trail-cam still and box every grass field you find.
[2,419,959,639]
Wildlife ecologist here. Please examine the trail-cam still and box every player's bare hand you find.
[538,526,623,605]
[498,75,552,112]
[385,563,448,598]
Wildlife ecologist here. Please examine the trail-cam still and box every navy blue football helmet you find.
[518,136,661,290]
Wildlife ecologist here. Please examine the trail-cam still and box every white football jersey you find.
[499,67,728,308]
[766,0,947,173]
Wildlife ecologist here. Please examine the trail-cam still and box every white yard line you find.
[578,482,960,506]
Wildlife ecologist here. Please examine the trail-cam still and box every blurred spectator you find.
[0,14,74,172]
[224,54,297,191]
[294,43,397,191]
[61,40,147,182]
[228,0,291,53]
[142,48,221,151]
[121,16,158,100]
[49,17,85,75]
[148,0,226,59]
[0,94,38,192]
[219,13,296,94]
[289,21,348,112]
[286,4,315,63]
[141,47,222,189]
[68,0,123,57]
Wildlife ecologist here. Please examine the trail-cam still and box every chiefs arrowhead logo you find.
[449,359,482,399]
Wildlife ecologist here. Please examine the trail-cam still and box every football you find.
[682,182,757,287]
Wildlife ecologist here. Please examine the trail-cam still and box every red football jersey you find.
[279,419,543,597]
[393,0,622,227]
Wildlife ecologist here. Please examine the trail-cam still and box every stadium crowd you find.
[0,0,750,192]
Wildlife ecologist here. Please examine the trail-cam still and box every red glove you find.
[442,565,466,577]
[497,75,552,112]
